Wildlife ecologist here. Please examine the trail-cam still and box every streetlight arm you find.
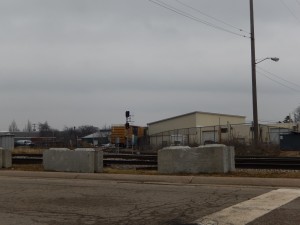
[255,58,269,64]
[255,57,279,64]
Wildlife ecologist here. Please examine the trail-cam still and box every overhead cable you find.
[174,0,249,35]
[257,66,300,89]
[148,0,250,38]
[257,69,300,93]
[279,0,300,23]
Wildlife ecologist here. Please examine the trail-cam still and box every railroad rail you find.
[11,153,158,167]
[235,156,300,170]
[12,154,300,170]
[12,154,43,164]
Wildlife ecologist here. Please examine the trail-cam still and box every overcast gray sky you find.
[1,0,300,131]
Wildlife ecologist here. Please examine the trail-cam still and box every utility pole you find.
[250,0,259,148]
[32,123,37,132]
[125,111,130,149]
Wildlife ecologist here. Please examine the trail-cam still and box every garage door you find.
[269,128,289,144]
[202,131,218,144]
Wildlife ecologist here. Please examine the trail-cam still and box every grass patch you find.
[103,168,159,175]
[10,164,44,171]
[13,148,45,154]
[7,164,300,178]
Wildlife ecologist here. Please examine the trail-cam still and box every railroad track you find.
[12,153,158,168]
[235,156,300,170]
[12,154,300,170]
[12,154,43,164]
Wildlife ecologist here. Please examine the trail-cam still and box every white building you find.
[148,111,246,147]
[147,111,298,147]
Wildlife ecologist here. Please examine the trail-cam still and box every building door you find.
[269,128,289,144]
[202,131,218,144]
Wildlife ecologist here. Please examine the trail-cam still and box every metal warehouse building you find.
[148,111,246,135]
[147,111,246,147]
[147,111,298,148]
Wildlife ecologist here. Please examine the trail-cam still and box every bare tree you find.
[58,125,99,147]
[77,125,99,137]
[294,106,300,122]
[8,120,20,132]
[38,121,52,137]
[101,124,111,131]
[23,120,33,132]
[283,115,293,123]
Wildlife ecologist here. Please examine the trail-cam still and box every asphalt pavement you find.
[1,170,300,225]
[0,170,300,188]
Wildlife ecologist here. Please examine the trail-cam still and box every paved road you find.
[0,171,299,225]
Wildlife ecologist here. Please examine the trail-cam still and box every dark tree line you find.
[281,106,300,123]
[8,120,102,147]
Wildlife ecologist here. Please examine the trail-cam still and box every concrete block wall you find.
[43,148,103,173]
[94,149,104,173]
[75,148,103,173]
[0,148,2,168]
[0,148,12,169]
[158,144,235,174]
[227,146,235,172]
[0,134,14,151]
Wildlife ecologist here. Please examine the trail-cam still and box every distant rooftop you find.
[148,111,246,125]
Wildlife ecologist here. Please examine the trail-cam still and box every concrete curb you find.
[0,170,300,188]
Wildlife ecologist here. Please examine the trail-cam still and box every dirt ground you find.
[8,164,300,179]
[13,147,300,156]
[279,151,300,157]
[12,147,45,154]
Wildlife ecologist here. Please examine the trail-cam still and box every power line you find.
[279,0,300,23]
[257,69,300,93]
[174,0,249,35]
[257,66,300,89]
[258,71,300,93]
[148,0,250,38]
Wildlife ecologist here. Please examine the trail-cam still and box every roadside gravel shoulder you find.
[1,167,300,188]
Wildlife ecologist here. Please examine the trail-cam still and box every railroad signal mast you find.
[125,110,131,130]
[125,110,132,148]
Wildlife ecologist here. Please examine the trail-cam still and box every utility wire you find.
[174,0,249,35]
[148,0,250,38]
[257,70,300,93]
[257,66,300,89]
[279,0,300,23]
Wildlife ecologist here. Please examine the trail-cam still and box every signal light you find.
[125,111,130,118]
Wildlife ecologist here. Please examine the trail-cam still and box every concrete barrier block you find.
[228,146,236,172]
[0,134,14,150]
[2,149,12,168]
[195,144,235,173]
[0,148,3,168]
[158,146,191,173]
[158,144,235,174]
[43,148,95,173]
[94,150,103,173]
[75,148,103,173]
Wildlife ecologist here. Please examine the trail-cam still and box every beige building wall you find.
[148,113,196,135]
[148,116,297,148]
[195,112,246,127]
[148,111,246,136]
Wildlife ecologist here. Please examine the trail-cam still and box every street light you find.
[255,57,279,64]
[250,0,280,148]
[252,56,279,147]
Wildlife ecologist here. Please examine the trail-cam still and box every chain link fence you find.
[149,123,293,151]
